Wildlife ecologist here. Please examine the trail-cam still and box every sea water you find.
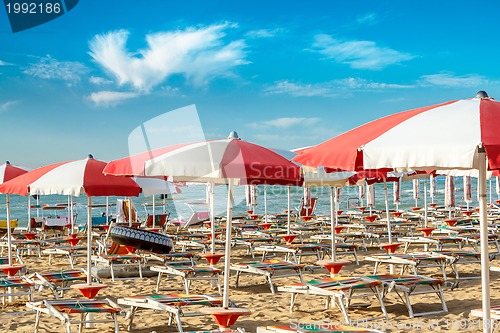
[0,177,497,229]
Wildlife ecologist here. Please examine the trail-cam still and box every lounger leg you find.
[437,285,448,313]
[113,313,119,333]
[34,310,41,333]
[375,285,388,319]
[184,279,190,294]
[403,291,415,318]
[110,262,115,282]
[289,293,297,312]
[155,272,162,293]
[267,275,275,294]
[175,313,183,333]
[126,306,137,331]
[234,271,241,288]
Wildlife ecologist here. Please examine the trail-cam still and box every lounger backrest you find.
[146,213,169,227]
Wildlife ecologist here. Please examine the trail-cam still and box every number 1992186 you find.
[5,2,61,14]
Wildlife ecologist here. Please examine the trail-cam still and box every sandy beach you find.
[1,221,498,333]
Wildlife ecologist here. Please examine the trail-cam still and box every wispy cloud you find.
[89,76,113,85]
[311,34,415,70]
[245,28,283,38]
[357,13,378,25]
[88,91,139,107]
[23,55,88,83]
[265,78,412,97]
[418,72,493,87]
[248,117,321,129]
[0,60,13,66]
[89,23,249,92]
[0,100,19,112]
[265,80,337,97]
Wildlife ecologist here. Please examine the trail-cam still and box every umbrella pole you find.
[383,180,392,244]
[222,181,234,309]
[6,194,12,265]
[330,187,336,262]
[210,182,215,253]
[287,186,291,234]
[423,179,428,228]
[479,150,491,333]
[152,195,156,228]
[105,197,109,225]
[383,180,395,275]
[87,196,92,285]
[27,195,31,232]
[70,196,74,235]
[264,185,267,223]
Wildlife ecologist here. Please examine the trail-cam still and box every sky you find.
[2,0,500,168]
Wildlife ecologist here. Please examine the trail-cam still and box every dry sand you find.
[1,232,499,333]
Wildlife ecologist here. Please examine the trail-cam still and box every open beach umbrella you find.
[0,155,141,286]
[107,131,302,309]
[294,91,500,332]
[0,161,30,265]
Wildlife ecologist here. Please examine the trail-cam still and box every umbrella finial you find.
[87,154,94,159]
[227,131,240,140]
[475,90,489,99]
[5,161,10,165]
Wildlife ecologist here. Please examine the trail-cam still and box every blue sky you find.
[2,0,500,168]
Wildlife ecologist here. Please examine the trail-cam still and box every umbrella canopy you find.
[106,132,302,309]
[0,155,141,285]
[295,95,500,172]
[0,156,141,197]
[293,92,498,333]
[0,161,30,183]
[0,161,30,266]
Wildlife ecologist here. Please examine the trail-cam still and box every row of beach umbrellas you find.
[1,92,500,332]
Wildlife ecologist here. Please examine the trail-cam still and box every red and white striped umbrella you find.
[293,92,499,331]
[366,183,375,207]
[0,161,30,266]
[0,155,141,284]
[0,161,30,184]
[445,175,456,209]
[429,174,437,202]
[105,132,302,309]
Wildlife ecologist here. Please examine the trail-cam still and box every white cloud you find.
[265,78,412,97]
[88,23,249,92]
[418,72,492,87]
[249,117,321,129]
[0,60,12,66]
[357,13,378,25]
[88,91,139,107]
[0,100,19,112]
[245,28,283,38]
[89,76,113,85]
[265,80,336,97]
[311,34,415,70]
[23,55,88,83]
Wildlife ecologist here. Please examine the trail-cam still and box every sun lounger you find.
[253,244,322,263]
[151,264,222,295]
[143,252,199,265]
[0,276,34,304]
[470,305,500,332]
[42,245,87,269]
[256,324,385,333]
[230,260,304,293]
[30,269,89,299]
[365,274,448,318]
[26,298,122,333]
[278,276,388,324]
[432,250,493,280]
[91,253,143,282]
[365,253,448,279]
[232,236,274,258]
[397,236,465,253]
[118,293,223,332]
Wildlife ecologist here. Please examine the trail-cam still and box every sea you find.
[0,176,498,229]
